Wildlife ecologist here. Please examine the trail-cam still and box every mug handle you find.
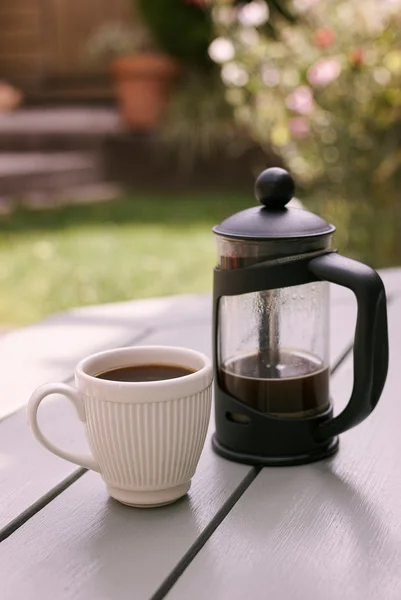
[27,382,100,472]
[309,252,389,441]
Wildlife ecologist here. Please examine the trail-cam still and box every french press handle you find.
[309,252,389,441]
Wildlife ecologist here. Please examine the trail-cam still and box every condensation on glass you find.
[216,235,332,419]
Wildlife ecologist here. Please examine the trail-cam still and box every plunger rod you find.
[259,289,280,377]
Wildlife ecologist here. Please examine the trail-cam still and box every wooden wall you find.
[0,0,44,90]
[0,0,137,99]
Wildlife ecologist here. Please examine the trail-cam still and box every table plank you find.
[0,292,359,600]
[167,296,401,600]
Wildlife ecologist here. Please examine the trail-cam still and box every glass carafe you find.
[217,236,331,418]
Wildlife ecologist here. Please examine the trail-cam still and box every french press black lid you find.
[212,168,389,466]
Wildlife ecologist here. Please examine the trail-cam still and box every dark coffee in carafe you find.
[219,349,329,418]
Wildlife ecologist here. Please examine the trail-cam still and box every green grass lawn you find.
[0,194,252,326]
[0,191,397,326]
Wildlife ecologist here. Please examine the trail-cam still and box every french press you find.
[212,168,388,465]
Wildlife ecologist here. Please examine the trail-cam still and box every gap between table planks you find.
[0,286,361,600]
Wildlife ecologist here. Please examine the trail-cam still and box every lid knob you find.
[255,167,295,210]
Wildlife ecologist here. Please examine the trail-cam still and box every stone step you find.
[0,107,122,151]
[0,182,123,214]
[0,151,103,196]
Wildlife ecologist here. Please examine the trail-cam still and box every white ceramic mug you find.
[27,346,213,507]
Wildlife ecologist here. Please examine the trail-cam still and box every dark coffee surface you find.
[97,364,195,382]
[219,350,330,417]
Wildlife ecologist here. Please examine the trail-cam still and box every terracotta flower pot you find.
[110,53,179,131]
[0,81,23,112]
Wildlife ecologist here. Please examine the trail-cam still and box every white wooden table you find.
[1,268,401,600]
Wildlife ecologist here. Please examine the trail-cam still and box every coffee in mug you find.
[97,364,195,382]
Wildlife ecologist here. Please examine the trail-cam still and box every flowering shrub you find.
[211,0,401,265]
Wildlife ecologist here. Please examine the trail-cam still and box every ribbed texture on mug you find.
[85,386,212,490]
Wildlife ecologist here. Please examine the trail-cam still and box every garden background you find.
[0,0,399,326]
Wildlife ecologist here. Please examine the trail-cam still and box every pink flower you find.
[285,86,314,115]
[314,29,335,49]
[307,58,341,86]
[289,117,310,138]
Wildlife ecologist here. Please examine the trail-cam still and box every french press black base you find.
[212,168,388,467]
